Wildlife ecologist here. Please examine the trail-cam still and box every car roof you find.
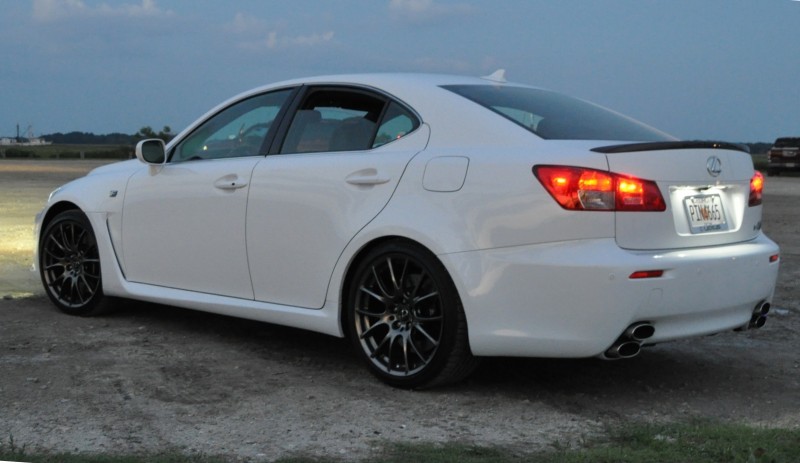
[229,72,539,106]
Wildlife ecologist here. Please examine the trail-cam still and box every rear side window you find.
[280,89,420,154]
[280,90,382,154]
[442,85,673,142]
[373,102,419,148]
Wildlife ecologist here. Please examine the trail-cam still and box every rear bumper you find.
[441,234,780,358]
[768,160,800,173]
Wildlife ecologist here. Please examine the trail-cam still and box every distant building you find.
[0,137,52,146]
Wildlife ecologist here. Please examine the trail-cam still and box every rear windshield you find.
[442,85,673,142]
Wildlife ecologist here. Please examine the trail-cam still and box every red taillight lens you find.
[533,165,666,212]
[749,171,764,207]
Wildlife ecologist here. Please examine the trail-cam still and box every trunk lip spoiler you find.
[591,141,749,154]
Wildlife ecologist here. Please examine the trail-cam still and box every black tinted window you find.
[280,89,385,154]
[443,85,672,142]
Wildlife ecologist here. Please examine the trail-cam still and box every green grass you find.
[3,420,799,463]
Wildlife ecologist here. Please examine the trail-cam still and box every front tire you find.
[345,241,478,388]
[39,210,107,316]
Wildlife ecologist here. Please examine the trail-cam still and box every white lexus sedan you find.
[35,72,780,388]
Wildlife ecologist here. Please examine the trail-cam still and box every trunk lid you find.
[593,142,761,250]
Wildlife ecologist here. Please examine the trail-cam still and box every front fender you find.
[35,160,140,275]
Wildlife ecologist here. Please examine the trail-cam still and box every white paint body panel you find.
[122,157,259,299]
[246,126,429,308]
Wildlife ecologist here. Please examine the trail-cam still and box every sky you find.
[1,0,799,143]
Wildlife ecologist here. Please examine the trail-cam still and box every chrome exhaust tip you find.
[754,301,771,317]
[749,314,767,329]
[745,301,770,329]
[624,322,655,342]
[604,341,641,359]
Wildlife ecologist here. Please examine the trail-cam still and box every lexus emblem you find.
[707,156,722,177]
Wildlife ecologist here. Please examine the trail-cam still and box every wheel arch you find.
[39,201,82,246]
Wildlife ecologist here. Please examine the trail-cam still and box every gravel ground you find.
[1,159,798,461]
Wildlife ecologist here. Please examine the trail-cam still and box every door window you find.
[280,89,385,154]
[172,89,293,162]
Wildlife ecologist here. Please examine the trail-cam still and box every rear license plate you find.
[684,194,728,234]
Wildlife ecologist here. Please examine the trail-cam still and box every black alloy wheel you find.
[39,210,107,316]
[346,241,478,388]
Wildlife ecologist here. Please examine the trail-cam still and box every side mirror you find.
[135,139,167,165]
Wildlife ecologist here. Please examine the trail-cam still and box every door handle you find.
[346,175,391,186]
[214,175,248,190]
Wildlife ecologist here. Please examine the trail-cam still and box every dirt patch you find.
[1,160,798,461]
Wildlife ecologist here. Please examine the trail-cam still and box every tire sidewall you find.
[39,210,105,316]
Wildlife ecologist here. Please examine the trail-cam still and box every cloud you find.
[225,12,334,51]
[238,30,335,52]
[32,0,172,22]
[226,12,265,35]
[389,0,474,22]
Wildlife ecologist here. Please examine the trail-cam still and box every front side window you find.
[443,85,674,142]
[172,89,293,162]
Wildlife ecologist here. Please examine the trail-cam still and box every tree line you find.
[42,126,174,145]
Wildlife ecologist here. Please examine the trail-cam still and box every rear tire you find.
[345,241,479,389]
[39,210,109,316]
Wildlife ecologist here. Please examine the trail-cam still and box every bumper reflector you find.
[629,270,664,279]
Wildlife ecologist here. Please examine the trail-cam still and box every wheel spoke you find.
[360,319,388,340]
[407,336,428,366]
[74,278,88,304]
[78,275,96,299]
[386,333,400,372]
[413,324,440,346]
[414,314,443,322]
[44,262,66,271]
[401,334,411,374]
[47,232,68,253]
[410,269,430,300]
[396,258,409,291]
[387,257,400,292]
[370,331,392,358]
[371,265,393,298]
[359,286,389,305]
[413,290,439,305]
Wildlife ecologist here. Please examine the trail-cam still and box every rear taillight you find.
[749,171,764,207]
[533,165,666,211]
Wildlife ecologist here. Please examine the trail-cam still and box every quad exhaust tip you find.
[604,322,655,360]
[747,301,770,329]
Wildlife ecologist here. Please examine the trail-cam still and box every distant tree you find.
[136,125,174,142]
[43,131,138,145]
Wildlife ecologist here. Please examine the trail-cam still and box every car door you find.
[246,87,429,308]
[121,89,294,299]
